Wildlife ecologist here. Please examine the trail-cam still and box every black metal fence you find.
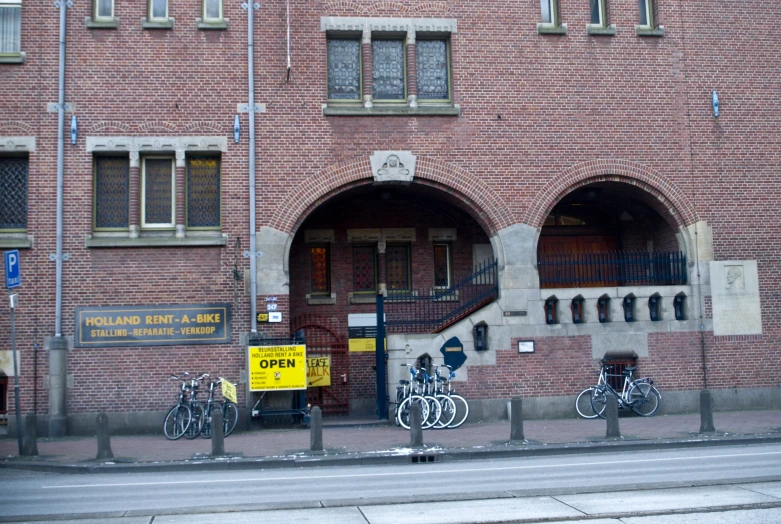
[538,250,687,288]
[385,258,499,334]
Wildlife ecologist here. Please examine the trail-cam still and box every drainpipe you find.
[48,0,70,438]
[246,1,258,334]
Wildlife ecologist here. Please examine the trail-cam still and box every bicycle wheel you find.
[222,402,239,436]
[433,394,456,429]
[396,395,430,430]
[200,404,217,439]
[590,387,608,419]
[163,404,191,440]
[629,383,661,417]
[575,387,600,419]
[184,402,205,439]
[422,396,442,429]
[447,394,469,428]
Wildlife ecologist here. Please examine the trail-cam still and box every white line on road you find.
[41,450,781,490]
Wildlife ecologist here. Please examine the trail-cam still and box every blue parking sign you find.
[4,250,21,289]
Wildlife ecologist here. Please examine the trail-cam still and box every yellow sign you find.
[220,378,237,403]
[248,345,307,391]
[307,356,331,387]
[257,313,269,322]
[348,338,387,352]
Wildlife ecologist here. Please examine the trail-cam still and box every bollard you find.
[21,413,39,457]
[95,413,114,460]
[310,406,323,451]
[409,402,423,448]
[510,397,525,442]
[211,409,225,457]
[605,393,621,438]
[699,389,716,433]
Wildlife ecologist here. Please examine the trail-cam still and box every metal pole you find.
[375,293,387,420]
[245,1,258,334]
[54,0,67,336]
[10,293,22,455]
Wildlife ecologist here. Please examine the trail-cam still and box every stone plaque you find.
[710,260,762,336]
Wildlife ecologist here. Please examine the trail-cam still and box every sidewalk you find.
[1,409,781,473]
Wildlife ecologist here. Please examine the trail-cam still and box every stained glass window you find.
[310,245,330,294]
[186,156,220,228]
[327,39,361,100]
[372,39,405,101]
[0,156,27,230]
[94,156,129,229]
[0,3,21,54]
[142,158,174,227]
[416,40,449,101]
[386,244,410,290]
[353,245,377,292]
[433,244,451,288]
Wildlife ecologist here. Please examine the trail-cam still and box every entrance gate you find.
[292,314,349,416]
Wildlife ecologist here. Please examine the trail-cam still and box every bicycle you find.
[590,365,661,417]
[436,364,469,429]
[200,375,239,438]
[183,373,207,439]
[163,373,193,440]
[395,364,432,430]
[575,360,610,419]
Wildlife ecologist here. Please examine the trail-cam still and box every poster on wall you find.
[248,344,307,391]
[347,313,386,352]
[307,356,331,387]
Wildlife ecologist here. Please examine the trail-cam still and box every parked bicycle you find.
[575,361,610,419]
[163,373,193,440]
[200,375,239,438]
[434,364,469,429]
[394,364,432,430]
[590,365,661,417]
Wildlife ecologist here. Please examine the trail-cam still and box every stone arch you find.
[268,156,511,238]
[524,159,697,230]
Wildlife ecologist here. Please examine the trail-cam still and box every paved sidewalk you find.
[1,409,780,472]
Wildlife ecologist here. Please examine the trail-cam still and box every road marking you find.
[42,450,781,490]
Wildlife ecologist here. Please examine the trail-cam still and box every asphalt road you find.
[1,442,781,522]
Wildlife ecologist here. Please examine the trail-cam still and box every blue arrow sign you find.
[4,250,21,289]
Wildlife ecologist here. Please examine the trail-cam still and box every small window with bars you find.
[186,155,221,229]
[0,155,28,231]
[94,155,130,230]
[386,244,411,291]
[309,245,331,295]
[433,243,452,288]
[352,245,377,293]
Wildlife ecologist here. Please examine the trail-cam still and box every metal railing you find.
[385,258,498,334]
[538,250,687,288]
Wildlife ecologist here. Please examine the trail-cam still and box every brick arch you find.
[0,121,34,134]
[89,121,131,133]
[321,1,369,14]
[524,159,697,230]
[268,156,511,236]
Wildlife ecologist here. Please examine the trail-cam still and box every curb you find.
[3,432,781,475]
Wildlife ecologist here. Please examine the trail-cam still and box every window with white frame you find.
[202,0,222,22]
[433,243,452,288]
[94,0,113,21]
[540,0,556,25]
[638,0,653,27]
[141,157,175,229]
[323,17,456,112]
[149,0,168,22]
[590,0,606,27]
[0,155,28,231]
[0,0,21,55]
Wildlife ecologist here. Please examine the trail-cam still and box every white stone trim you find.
[0,136,36,153]
[371,151,416,183]
[86,136,228,158]
[321,17,457,34]
[305,229,335,243]
[347,229,382,243]
[429,228,457,242]
[382,228,416,242]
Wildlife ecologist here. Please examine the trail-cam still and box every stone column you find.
[175,151,186,238]
[129,152,140,239]
[377,241,387,295]
[406,27,418,108]
[362,23,373,108]
[47,337,69,437]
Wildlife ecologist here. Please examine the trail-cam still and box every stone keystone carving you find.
[370,151,416,183]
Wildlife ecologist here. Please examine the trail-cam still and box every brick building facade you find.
[0,0,778,435]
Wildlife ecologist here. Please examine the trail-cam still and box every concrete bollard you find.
[95,413,114,460]
[605,393,621,438]
[510,397,525,442]
[21,413,39,457]
[409,402,423,448]
[310,406,323,451]
[699,389,716,433]
[211,409,225,457]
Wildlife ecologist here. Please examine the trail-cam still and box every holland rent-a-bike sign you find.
[4,250,21,289]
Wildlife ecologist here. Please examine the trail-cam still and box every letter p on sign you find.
[4,250,21,289]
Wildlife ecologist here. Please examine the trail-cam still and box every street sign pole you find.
[9,293,22,455]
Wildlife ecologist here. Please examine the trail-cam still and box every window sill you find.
[86,233,227,248]
[141,18,174,30]
[349,293,379,304]
[587,24,616,36]
[0,52,25,64]
[0,235,32,249]
[196,18,229,30]
[636,25,665,37]
[86,17,119,29]
[323,104,460,117]
[537,23,567,35]
[306,293,337,306]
